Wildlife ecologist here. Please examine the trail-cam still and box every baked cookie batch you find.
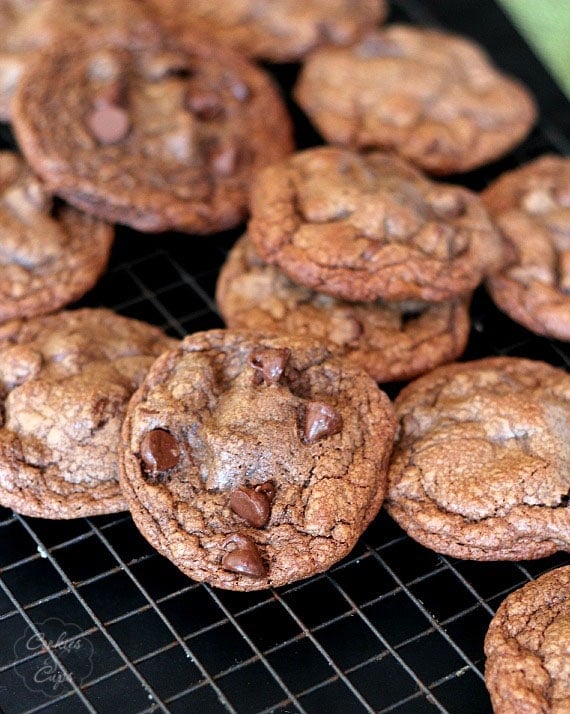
[0,0,568,708]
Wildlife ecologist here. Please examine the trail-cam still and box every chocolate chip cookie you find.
[485,566,570,713]
[150,0,388,63]
[120,330,396,590]
[386,357,570,560]
[483,155,570,341]
[216,235,471,383]
[0,0,154,122]
[294,25,537,175]
[12,22,294,233]
[0,151,113,323]
[249,147,503,302]
[0,309,177,518]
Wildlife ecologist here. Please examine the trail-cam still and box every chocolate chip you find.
[187,92,223,120]
[255,481,276,500]
[303,401,343,444]
[88,104,130,145]
[249,347,291,385]
[221,534,266,577]
[94,81,123,108]
[144,52,192,81]
[230,481,274,527]
[140,428,180,473]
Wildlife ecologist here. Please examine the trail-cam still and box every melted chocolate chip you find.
[187,91,223,120]
[145,52,193,81]
[140,428,180,473]
[88,104,130,145]
[94,81,123,108]
[255,481,276,500]
[230,481,274,527]
[221,533,266,577]
[249,347,291,385]
[303,402,343,444]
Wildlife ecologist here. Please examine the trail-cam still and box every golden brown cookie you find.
[386,356,570,560]
[216,235,471,383]
[0,309,177,518]
[0,0,155,122]
[0,151,113,323]
[12,21,294,233]
[151,0,388,62]
[119,330,396,590]
[483,155,570,341]
[485,566,570,713]
[249,147,503,302]
[295,25,537,174]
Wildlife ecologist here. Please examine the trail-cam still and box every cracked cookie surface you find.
[12,20,294,233]
[294,25,536,175]
[149,0,387,62]
[0,151,113,323]
[119,329,396,590]
[485,566,570,714]
[386,357,570,559]
[0,309,177,518]
[216,234,471,382]
[484,155,570,341]
[249,147,503,302]
[0,0,153,122]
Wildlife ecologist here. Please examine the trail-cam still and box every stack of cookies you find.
[217,146,504,383]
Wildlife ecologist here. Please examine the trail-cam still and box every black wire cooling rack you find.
[1,1,569,712]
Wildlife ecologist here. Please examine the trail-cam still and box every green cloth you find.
[498,0,570,98]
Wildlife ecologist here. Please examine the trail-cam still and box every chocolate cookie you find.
[216,235,471,383]
[150,0,387,63]
[0,151,113,323]
[485,566,570,713]
[294,25,537,175]
[0,0,155,122]
[119,330,396,590]
[386,357,570,560]
[0,309,177,518]
[12,21,294,233]
[483,155,570,341]
[249,147,503,302]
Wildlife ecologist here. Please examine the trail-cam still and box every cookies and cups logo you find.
[13,618,94,698]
